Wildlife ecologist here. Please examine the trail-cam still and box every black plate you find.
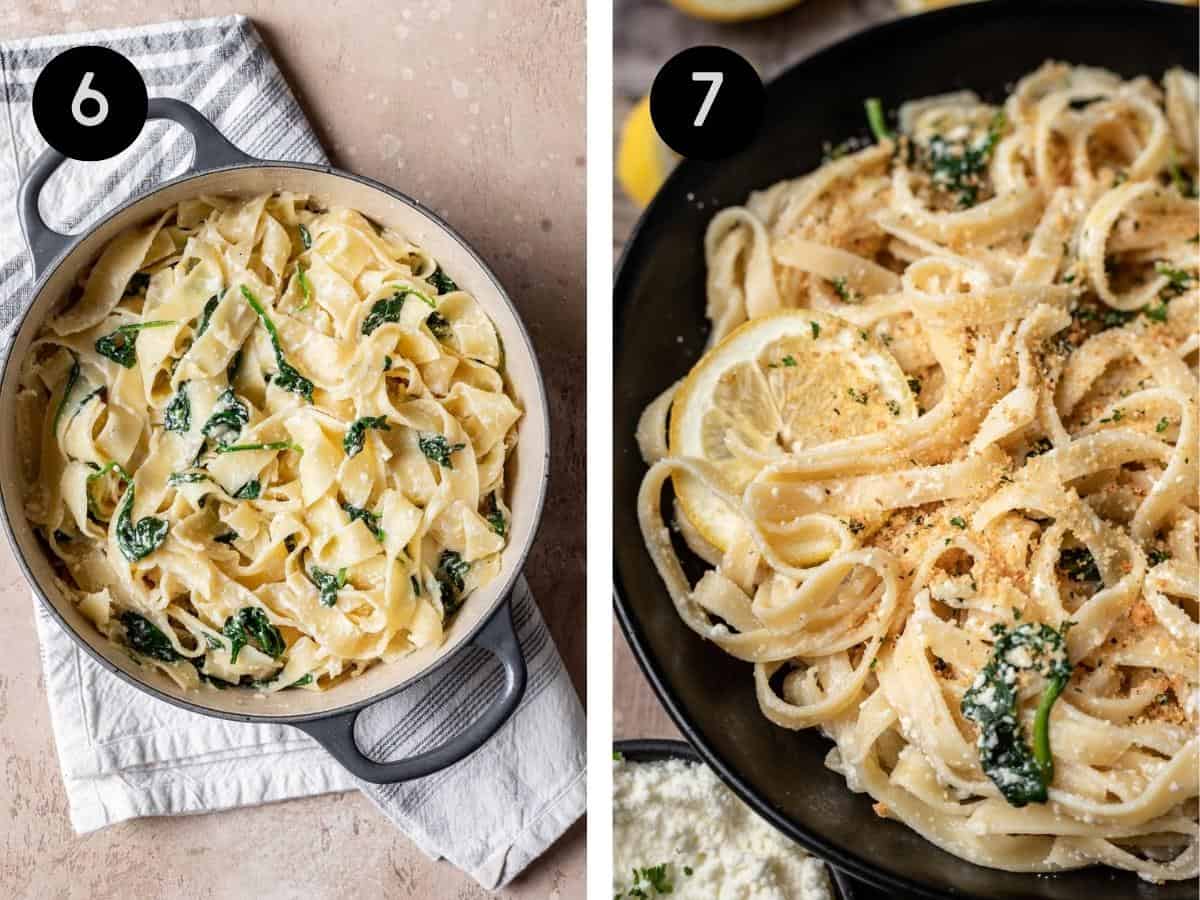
[612,2,1199,898]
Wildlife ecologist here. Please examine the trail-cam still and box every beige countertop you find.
[0,2,585,898]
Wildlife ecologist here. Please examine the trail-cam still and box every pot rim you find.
[0,159,551,724]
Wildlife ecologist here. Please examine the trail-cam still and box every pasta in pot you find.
[637,62,1199,881]
[19,193,520,694]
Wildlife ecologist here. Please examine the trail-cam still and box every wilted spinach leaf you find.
[361,286,436,335]
[361,292,406,336]
[164,383,190,433]
[418,432,465,469]
[310,565,348,607]
[52,352,81,434]
[124,272,152,296]
[240,286,314,401]
[436,550,470,617]
[224,607,284,662]
[195,295,220,337]
[233,479,261,500]
[167,470,209,486]
[427,311,452,339]
[95,320,175,368]
[119,611,179,662]
[428,266,458,295]
[342,501,385,542]
[115,484,169,562]
[343,415,390,457]
[483,492,506,538]
[202,388,249,444]
[961,622,1073,806]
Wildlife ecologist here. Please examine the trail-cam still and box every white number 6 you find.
[691,71,724,127]
[71,72,109,127]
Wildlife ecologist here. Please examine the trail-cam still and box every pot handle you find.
[18,97,254,277]
[294,599,528,784]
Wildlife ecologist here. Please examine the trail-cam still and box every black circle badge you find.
[32,46,148,162]
[649,46,764,161]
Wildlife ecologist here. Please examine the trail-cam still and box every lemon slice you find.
[668,310,918,552]
[617,95,679,207]
[667,0,806,23]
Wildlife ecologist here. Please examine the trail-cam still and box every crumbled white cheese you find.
[613,757,832,900]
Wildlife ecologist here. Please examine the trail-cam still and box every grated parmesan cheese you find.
[613,757,832,900]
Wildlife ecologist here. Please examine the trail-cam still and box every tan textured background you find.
[0,2,585,898]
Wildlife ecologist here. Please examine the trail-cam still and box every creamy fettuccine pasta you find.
[19,194,520,693]
[637,63,1199,880]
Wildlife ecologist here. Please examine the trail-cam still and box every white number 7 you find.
[691,71,724,127]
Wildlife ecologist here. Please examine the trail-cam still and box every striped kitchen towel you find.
[0,16,584,891]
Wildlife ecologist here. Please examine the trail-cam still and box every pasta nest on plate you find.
[637,62,1200,882]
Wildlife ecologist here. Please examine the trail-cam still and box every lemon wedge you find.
[667,0,807,22]
[617,95,679,207]
[668,310,918,552]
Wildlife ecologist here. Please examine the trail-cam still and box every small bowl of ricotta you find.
[614,740,843,899]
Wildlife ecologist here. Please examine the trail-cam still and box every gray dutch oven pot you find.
[0,98,551,783]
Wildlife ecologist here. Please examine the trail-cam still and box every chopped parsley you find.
[626,863,673,898]
[1156,417,1171,433]
[1097,407,1124,424]
[830,276,860,303]
[1167,156,1197,198]
[1147,548,1171,566]
[949,516,967,529]
[298,223,313,249]
[810,321,820,339]
[922,110,1005,208]
[1155,261,1193,298]
[1058,546,1100,583]
[94,320,175,368]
